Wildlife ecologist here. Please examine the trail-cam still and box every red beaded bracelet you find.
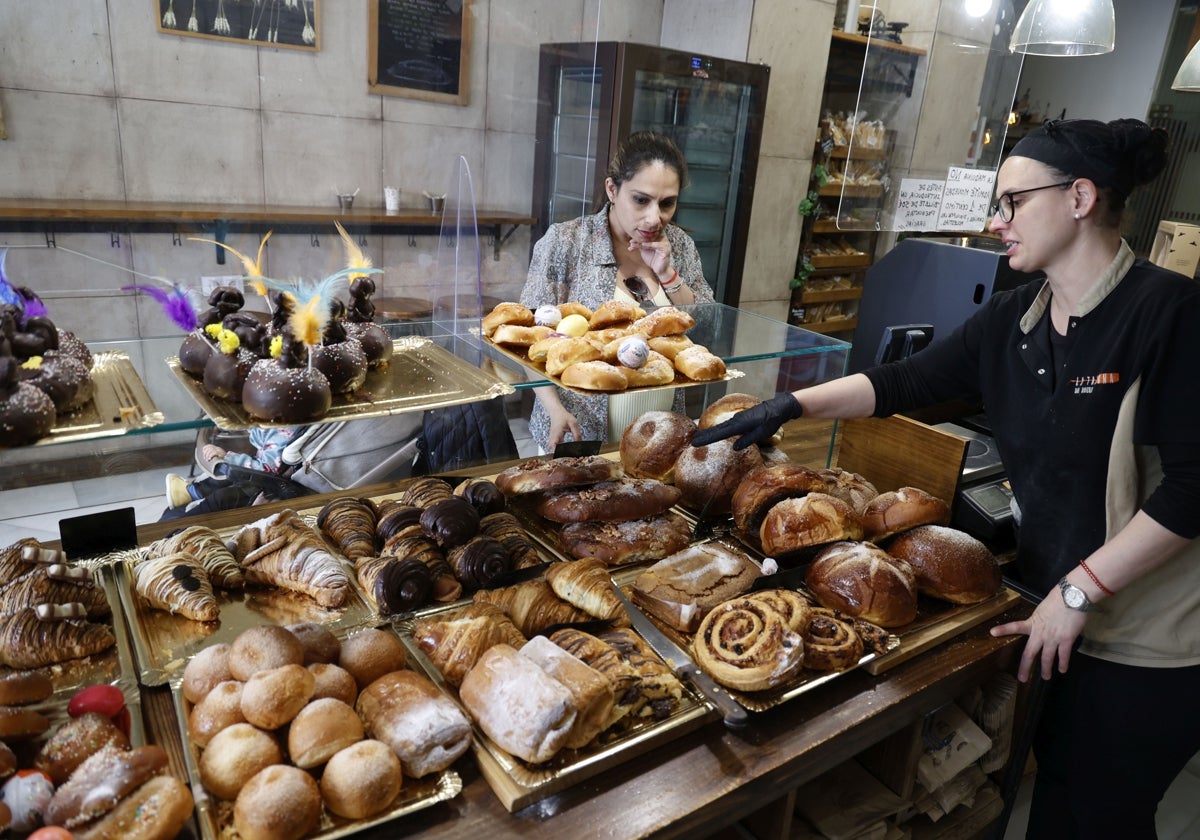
[661,269,684,294]
[1079,559,1115,597]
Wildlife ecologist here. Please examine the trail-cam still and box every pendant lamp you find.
[1009,0,1115,56]
[1172,41,1200,92]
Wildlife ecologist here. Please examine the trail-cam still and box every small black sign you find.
[59,507,138,559]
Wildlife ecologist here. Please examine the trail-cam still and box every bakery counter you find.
[122,484,1032,840]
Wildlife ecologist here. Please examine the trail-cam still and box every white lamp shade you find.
[1010,0,1115,56]
[1172,40,1200,92]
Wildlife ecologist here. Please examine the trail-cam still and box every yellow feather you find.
[247,279,268,299]
[335,221,373,279]
[289,294,327,347]
[188,232,271,277]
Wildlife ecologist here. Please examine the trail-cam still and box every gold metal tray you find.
[171,681,462,840]
[167,336,514,431]
[482,336,744,395]
[396,603,717,812]
[27,350,164,446]
[109,519,376,687]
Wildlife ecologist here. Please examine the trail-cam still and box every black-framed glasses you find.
[990,180,1074,222]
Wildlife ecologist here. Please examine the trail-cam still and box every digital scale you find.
[935,422,1015,542]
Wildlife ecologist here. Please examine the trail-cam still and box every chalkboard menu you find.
[369,0,471,105]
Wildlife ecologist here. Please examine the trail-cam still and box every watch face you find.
[1062,584,1087,609]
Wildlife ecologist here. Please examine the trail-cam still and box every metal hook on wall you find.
[311,233,321,247]
[110,231,121,249]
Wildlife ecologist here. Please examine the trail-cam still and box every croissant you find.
[0,567,111,619]
[399,477,453,509]
[544,559,628,626]
[478,512,543,570]
[355,555,433,615]
[0,538,49,586]
[133,553,220,622]
[472,579,590,637]
[317,497,379,561]
[238,511,351,608]
[548,627,641,728]
[375,502,423,544]
[382,535,460,603]
[412,602,526,687]
[598,627,683,716]
[0,607,116,669]
[446,536,512,590]
[154,525,244,589]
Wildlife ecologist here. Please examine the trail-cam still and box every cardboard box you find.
[1149,221,1200,278]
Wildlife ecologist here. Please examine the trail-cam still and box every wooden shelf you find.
[812,219,877,234]
[810,253,871,269]
[818,183,883,198]
[831,30,927,57]
[0,199,537,261]
[796,316,858,334]
[796,287,863,304]
[828,145,888,160]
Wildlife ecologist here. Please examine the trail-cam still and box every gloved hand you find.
[692,393,804,451]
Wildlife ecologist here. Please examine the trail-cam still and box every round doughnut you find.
[0,706,50,740]
[319,739,403,819]
[182,642,233,704]
[233,764,323,840]
[307,663,358,706]
[70,774,194,840]
[0,671,54,706]
[285,623,341,665]
[337,628,407,692]
[199,722,283,801]
[188,679,246,748]
[228,625,305,681]
[240,664,314,730]
[287,697,364,769]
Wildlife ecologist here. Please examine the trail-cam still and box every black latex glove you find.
[692,393,804,451]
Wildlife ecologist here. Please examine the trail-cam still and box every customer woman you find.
[693,118,1200,839]
[520,130,714,452]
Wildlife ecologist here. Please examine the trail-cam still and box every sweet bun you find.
[885,524,1002,604]
[481,302,534,337]
[698,393,762,429]
[495,455,623,496]
[491,324,551,347]
[308,662,359,705]
[71,774,194,840]
[861,487,951,541]
[545,337,601,378]
[0,670,54,706]
[819,468,880,515]
[233,764,323,840]
[589,300,644,330]
[620,352,675,387]
[559,511,692,567]
[287,697,364,769]
[240,664,314,730]
[674,438,763,515]
[807,541,919,628]
[731,463,831,532]
[535,479,682,524]
[182,642,233,704]
[34,712,128,784]
[199,722,283,801]
[558,301,592,320]
[559,360,629,391]
[228,625,305,681]
[188,679,246,748]
[285,622,341,665]
[319,739,403,820]
[338,628,407,691]
[759,492,864,558]
[631,305,695,337]
[647,333,693,361]
[619,411,696,482]
[47,743,169,829]
[673,345,726,381]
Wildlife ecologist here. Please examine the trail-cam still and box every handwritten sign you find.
[894,179,945,231]
[936,167,995,232]
[369,0,471,105]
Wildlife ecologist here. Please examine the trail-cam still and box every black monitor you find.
[873,324,934,365]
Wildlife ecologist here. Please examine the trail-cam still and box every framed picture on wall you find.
[156,0,320,51]
[368,0,471,106]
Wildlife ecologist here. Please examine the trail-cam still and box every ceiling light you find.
[1172,40,1200,92]
[1009,0,1115,56]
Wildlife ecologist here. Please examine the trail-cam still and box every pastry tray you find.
[107,516,376,687]
[396,602,717,812]
[26,350,164,446]
[171,679,462,840]
[481,335,744,396]
[167,335,514,431]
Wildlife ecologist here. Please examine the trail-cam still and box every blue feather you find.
[122,282,200,332]
[0,248,23,309]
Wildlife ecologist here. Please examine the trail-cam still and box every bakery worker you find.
[693,118,1200,838]
[520,130,715,453]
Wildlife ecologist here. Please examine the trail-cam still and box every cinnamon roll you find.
[802,608,864,671]
[743,589,811,633]
[692,597,806,692]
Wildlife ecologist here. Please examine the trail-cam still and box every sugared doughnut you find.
[287,698,364,769]
[337,628,407,692]
[188,679,246,748]
[285,623,341,665]
[319,739,403,820]
[199,723,283,801]
[182,642,234,704]
[0,670,54,706]
[240,664,314,730]
[228,625,305,681]
[0,357,56,446]
[307,663,358,706]
[233,764,323,840]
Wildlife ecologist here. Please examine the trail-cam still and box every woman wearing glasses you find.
[694,118,1200,838]
[520,131,714,452]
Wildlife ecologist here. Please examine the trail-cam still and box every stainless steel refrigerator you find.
[532,41,770,306]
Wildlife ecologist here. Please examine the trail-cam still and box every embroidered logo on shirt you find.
[1070,372,1119,394]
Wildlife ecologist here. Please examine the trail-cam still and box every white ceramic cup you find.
[384,186,400,211]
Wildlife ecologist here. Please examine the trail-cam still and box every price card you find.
[936,167,996,231]
[894,179,945,231]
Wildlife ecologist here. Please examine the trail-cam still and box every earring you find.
[1074,213,1081,220]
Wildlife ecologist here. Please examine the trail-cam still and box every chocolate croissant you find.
[399,477,453,509]
[598,627,683,716]
[0,538,55,586]
[544,558,628,625]
[0,607,116,669]
[472,579,589,637]
[134,553,220,622]
[375,502,423,544]
[317,497,379,561]
[548,627,640,728]
[419,498,480,550]
[154,524,244,589]
[0,566,111,619]
[412,602,526,687]
[478,512,542,570]
[446,536,511,591]
[383,535,461,603]
[453,478,506,516]
[355,556,433,615]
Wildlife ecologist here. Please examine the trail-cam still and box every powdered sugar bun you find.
[674,437,763,514]
[619,410,696,482]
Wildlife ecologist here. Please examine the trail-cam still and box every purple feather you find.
[123,283,199,332]
[17,288,48,321]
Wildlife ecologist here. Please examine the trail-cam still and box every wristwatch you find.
[1058,577,1093,612]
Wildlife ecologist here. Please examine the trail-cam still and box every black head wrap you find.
[1009,118,1168,202]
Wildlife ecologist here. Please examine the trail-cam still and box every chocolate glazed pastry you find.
[21,351,93,413]
[178,331,214,377]
[375,502,423,543]
[447,536,512,590]
[383,535,461,602]
[373,558,434,614]
[420,497,481,550]
[453,478,507,517]
[0,357,55,446]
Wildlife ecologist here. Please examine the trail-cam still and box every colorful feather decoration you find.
[0,248,20,309]
[334,221,373,280]
[122,280,200,332]
[188,231,272,278]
